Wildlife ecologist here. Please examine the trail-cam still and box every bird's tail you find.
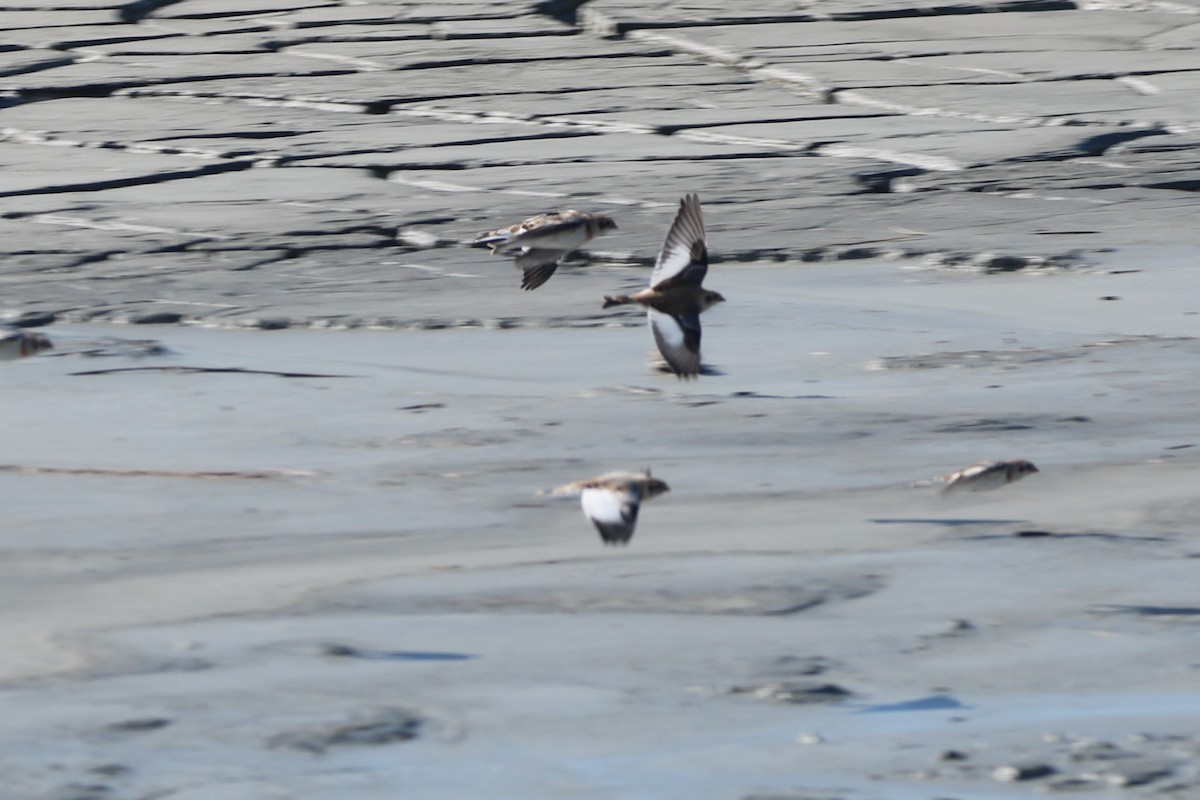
[602,295,632,309]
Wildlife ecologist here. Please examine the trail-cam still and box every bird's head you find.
[1009,460,1039,478]
[641,469,670,498]
[597,216,618,233]
[702,290,726,310]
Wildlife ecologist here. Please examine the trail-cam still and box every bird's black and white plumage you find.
[475,210,617,290]
[547,470,670,545]
[602,194,724,378]
[930,459,1040,494]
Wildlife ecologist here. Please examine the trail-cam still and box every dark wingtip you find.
[593,516,635,545]
[520,262,558,290]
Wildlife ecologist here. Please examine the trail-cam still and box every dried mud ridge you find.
[267,708,424,754]
[3,0,1198,326]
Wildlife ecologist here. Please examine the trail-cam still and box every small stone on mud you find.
[317,642,359,657]
[993,762,1057,781]
[747,682,853,704]
[127,311,184,325]
[1044,776,1101,792]
[1094,760,1174,787]
[88,764,131,777]
[106,718,171,732]
[46,783,111,800]
[1069,740,1134,761]
[761,655,835,677]
[247,316,291,330]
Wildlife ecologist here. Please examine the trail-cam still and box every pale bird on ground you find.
[0,327,53,361]
[602,194,724,378]
[929,459,1039,494]
[474,210,617,290]
[544,470,669,545]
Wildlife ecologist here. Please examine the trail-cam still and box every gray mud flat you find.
[4,256,1200,799]
[4,0,1200,796]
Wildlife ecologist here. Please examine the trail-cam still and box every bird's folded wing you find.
[499,218,589,253]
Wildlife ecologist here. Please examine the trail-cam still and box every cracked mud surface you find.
[2,0,1200,327]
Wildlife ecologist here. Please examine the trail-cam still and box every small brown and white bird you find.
[475,210,618,291]
[931,459,1039,494]
[0,327,53,361]
[546,470,670,545]
[602,194,724,378]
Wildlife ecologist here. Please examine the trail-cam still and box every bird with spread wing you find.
[543,470,670,546]
[602,194,724,378]
[475,210,617,291]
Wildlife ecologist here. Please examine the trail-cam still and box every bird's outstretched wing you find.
[650,194,707,290]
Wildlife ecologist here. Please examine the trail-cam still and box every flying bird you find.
[928,459,1039,494]
[602,194,724,378]
[475,210,617,290]
[545,470,670,545]
[0,327,53,361]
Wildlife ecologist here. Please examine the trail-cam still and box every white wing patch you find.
[648,308,685,349]
[940,461,1006,493]
[648,308,701,377]
[652,237,694,286]
[580,485,641,543]
[580,486,632,525]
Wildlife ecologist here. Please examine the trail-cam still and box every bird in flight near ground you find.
[475,210,618,290]
[926,459,1040,494]
[544,470,670,545]
[602,194,724,378]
